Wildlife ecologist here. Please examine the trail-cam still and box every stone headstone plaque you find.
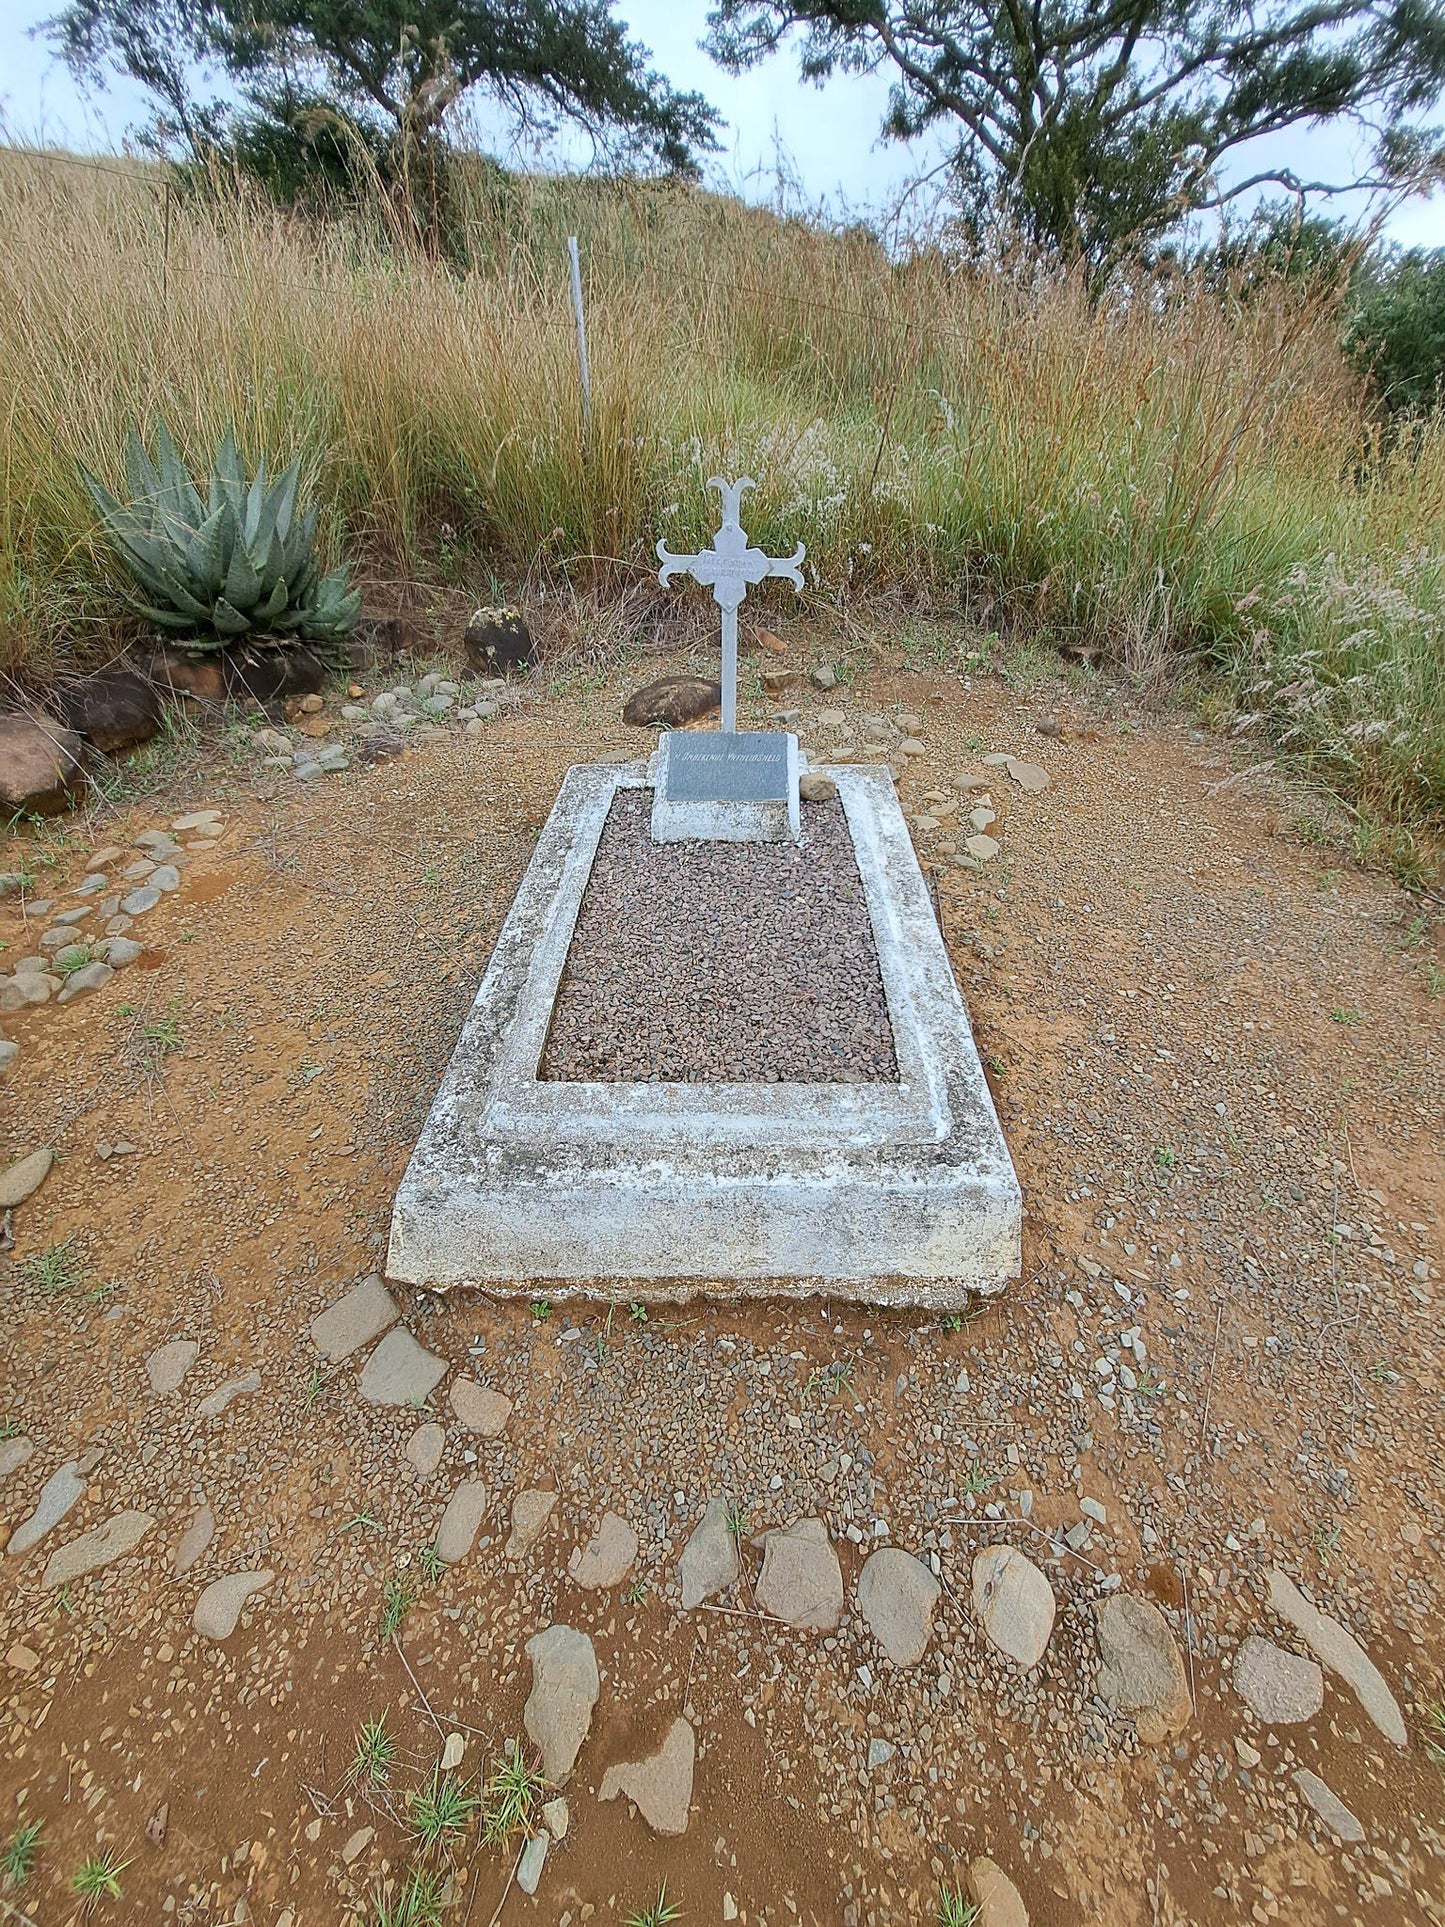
[664,731,790,804]
[650,730,800,844]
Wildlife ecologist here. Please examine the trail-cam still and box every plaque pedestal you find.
[650,730,800,844]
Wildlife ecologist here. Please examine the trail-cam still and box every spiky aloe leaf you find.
[122,425,162,505]
[209,427,249,521]
[152,418,204,526]
[254,575,290,625]
[242,459,270,545]
[185,504,234,600]
[268,460,300,545]
[222,530,263,611]
[129,597,206,631]
[212,596,254,636]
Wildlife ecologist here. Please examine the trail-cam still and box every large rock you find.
[598,1718,695,1835]
[506,1490,557,1558]
[755,1518,843,1631]
[464,606,535,675]
[52,669,161,753]
[1233,1634,1323,1724]
[41,1511,153,1589]
[568,1511,639,1589]
[435,1480,488,1563]
[523,1626,599,1784]
[193,1569,273,1641]
[309,1275,399,1362]
[857,1548,940,1666]
[1293,1768,1365,1844]
[6,1460,86,1557]
[677,1498,740,1610]
[146,1339,200,1395]
[0,715,84,817]
[149,643,326,706]
[973,1545,1055,1670]
[449,1378,512,1436]
[622,674,721,729]
[357,1328,446,1406]
[0,1148,53,1210]
[967,1855,1030,1927]
[1266,1567,1407,1746]
[1094,1593,1193,1744]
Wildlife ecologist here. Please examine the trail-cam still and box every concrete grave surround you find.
[388,761,1021,1306]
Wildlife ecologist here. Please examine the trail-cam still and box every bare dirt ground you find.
[1,630,1442,1927]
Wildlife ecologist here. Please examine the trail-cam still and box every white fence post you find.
[567,235,592,433]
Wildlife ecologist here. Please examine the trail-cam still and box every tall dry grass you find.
[1,145,1442,831]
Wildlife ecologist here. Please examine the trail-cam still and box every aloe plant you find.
[81,420,360,650]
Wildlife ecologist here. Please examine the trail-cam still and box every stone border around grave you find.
[387,760,1021,1305]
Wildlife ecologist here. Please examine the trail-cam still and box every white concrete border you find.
[387,762,1022,1308]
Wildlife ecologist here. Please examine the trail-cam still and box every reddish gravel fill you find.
[540,790,898,1083]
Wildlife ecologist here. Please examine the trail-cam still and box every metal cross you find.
[657,477,805,732]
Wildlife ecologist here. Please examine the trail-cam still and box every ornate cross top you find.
[657,477,805,732]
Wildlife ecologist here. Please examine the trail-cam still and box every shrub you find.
[80,417,360,651]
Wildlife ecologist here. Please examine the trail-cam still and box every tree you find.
[1346,246,1445,410]
[47,0,720,186]
[705,0,1445,271]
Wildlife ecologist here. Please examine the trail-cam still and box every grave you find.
[388,479,1021,1306]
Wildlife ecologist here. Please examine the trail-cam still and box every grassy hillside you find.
[1,145,1442,847]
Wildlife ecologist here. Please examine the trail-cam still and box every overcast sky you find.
[2,0,1441,245]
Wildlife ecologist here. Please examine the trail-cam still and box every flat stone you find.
[799,772,838,803]
[449,1378,512,1436]
[340,1826,373,1866]
[965,834,1000,861]
[973,1545,1055,1670]
[523,1625,599,1784]
[1293,1768,1365,1844]
[405,1423,445,1477]
[0,1041,18,1074]
[0,1148,53,1210]
[435,1480,487,1563]
[598,1717,695,1835]
[56,961,113,1003]
[104,937,143,967]
[6,1643,39,1673]
[172,811,222,832]
[857,1547,940,1666]
[506,1489,558,1558]
[0,1436,35,1485]
[1004,758,1049,792]
[86,846,125,870]
[440,1733,465,1771]
[542,1798,569,1840]
[195,1370,261,1419]
[516,1833,548,1895]
[149,864,181,891]
[172,1504,215,1575]
[1095,1593,1193,1744]
[120,887,162,915]
[309,1274,399,1361]
[41,1510,153,1589]
[568,1511,639,1589]
[193,1569,273,1641]
[357,1328,446,1407]
[677,1497,740,1610]
[866,1738,895,1771]
[1266,1568,1407,1745]
[755,1517,843,1630]
[146,1339,199,1395]
[7,1461,86,1558]
[1233,1634,1324,1724]
[967,1855,1030,1927]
